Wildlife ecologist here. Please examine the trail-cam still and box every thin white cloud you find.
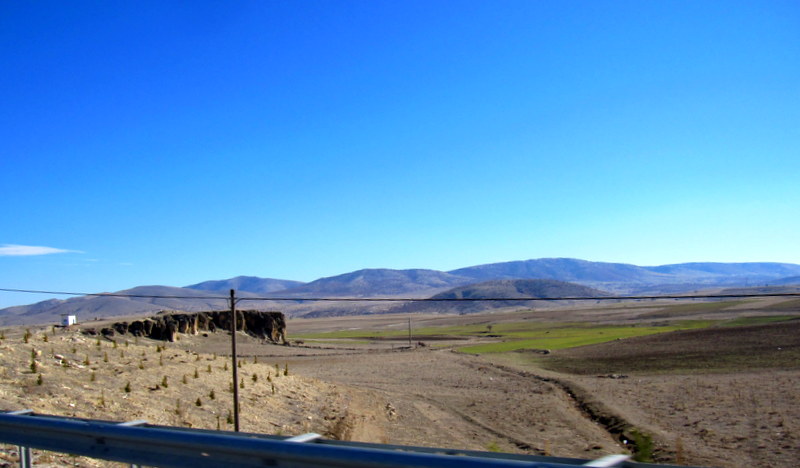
[0,244,83,256]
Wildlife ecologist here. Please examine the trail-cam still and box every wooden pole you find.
[230,289,240,432]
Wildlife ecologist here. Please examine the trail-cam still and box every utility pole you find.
[230,289,240,432]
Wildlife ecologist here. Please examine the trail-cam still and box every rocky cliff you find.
[87,310,286,344]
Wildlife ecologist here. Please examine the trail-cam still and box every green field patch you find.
[658,299,748,314]
[764,298,800,311]
[292,329,406,340]
[720,315,800,327]
[301,339,373,345]
[458,322,712,354]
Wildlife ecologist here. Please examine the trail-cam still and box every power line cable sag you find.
[1,287,799,303]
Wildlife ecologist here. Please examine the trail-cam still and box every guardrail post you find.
[8,411,33,468]
[17,444,31,468]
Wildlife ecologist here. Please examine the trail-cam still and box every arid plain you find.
[1,297,799,467]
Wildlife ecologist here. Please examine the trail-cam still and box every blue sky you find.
[1,1,799,308]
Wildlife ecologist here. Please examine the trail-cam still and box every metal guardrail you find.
[0,411,687,468]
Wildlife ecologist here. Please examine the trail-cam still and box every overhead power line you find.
[1,287,799,303]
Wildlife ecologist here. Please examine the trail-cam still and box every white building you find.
[61,314,77,326]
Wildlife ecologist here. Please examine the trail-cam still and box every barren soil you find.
[2,300,800,467]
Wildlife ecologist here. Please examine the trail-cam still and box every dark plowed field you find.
[540,319,800,374]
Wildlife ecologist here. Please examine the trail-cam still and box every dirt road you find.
[285,347,625,458]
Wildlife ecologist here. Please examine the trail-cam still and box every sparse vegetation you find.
[1,301,796,468]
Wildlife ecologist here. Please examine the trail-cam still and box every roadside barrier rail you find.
[0,411,689,468]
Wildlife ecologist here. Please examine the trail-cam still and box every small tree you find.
[36,373,43,385]
[195,397,202,407]
[124,381,131,393]
[161,376,168,388]
[209,389,215,400]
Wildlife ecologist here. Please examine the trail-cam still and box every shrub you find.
[630,429,654,462]
[124,382,131,393]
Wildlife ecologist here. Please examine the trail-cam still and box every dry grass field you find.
[1,297,799,467]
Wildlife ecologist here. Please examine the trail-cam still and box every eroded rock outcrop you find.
[91,310,286,344]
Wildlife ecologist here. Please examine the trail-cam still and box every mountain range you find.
[3,258,800,325]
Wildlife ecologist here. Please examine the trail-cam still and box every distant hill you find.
[645,262,800,281]
[4,258,800,324]
[431,279,610,300]
[449,258,670,284]
[450,258,800,291]
[394,279,609,315]
[772,276,800,286]
[271,269,472,298]
[185,276,304,295]
[0,286,265,326]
